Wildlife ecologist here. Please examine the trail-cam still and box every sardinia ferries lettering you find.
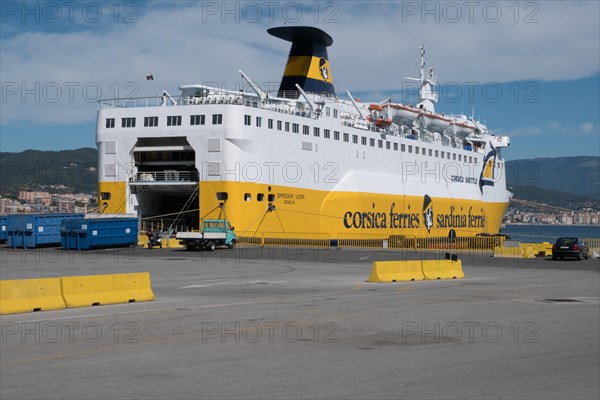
[426,195,487,231]
[342,197,486,231]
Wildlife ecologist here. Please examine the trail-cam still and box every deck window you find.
[106,118,115,128]
[144,116,158,127]
[121,117,136,128]
[334,131,340,140]
[167,116,182,126]
[190,115,205,125]
[212,114,223,124]
[244,115,251,126]
[324,129,330,139]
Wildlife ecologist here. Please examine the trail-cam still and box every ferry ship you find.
[96,26,511,238]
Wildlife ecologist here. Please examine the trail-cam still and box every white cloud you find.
[505,125,542,138]
[579,123,595,134]
[0,1,599,126]
[508,122,598,138]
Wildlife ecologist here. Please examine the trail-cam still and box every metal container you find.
[7,213,85,248]
[61,217,139,250]
[0,215,7,243]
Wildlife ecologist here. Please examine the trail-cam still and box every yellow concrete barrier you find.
[368,260,424,282]
[0,278,66,315]
[61,272,155,308]
[422,260,464,280]
[493,244,541,259]
[138,234,148,248]
[164,238,183,248]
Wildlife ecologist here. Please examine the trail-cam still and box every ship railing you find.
[131,171,198,183]
[98,96,186,109]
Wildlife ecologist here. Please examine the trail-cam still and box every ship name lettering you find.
[343,204,420,230]
[468,207,486,228]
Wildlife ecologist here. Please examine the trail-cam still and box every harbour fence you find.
[584,238,600,254]
[237,232,504,252]
[237,232,330,248]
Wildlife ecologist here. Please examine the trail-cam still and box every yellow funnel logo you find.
[309,57,333,83]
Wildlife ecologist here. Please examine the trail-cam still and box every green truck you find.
[176,219,237,251]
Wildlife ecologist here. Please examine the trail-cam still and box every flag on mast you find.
[146,73,159,96]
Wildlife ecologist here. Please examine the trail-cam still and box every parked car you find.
[552,237,590,260]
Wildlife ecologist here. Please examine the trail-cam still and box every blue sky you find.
[1,0,599,160]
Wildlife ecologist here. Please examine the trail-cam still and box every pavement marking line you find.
[180,282,228,289]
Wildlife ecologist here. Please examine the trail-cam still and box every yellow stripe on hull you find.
[199,181,508,237]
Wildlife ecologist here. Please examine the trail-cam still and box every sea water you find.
[501,224,600,243]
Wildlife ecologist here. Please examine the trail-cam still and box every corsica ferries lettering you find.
[343,203,420,229]
[342,203,486,230]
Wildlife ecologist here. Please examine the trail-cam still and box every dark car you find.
[552,237,590,260]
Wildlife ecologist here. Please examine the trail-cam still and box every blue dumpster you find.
[8,213,85,248]
[61,218,139,250]
[0,215,7,243]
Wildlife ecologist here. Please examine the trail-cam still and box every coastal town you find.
[503,208,600,225]
[0,191,96,215]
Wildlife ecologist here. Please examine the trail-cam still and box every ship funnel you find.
[268,26,335,98]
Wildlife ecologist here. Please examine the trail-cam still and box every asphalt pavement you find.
[1,245,599,399]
